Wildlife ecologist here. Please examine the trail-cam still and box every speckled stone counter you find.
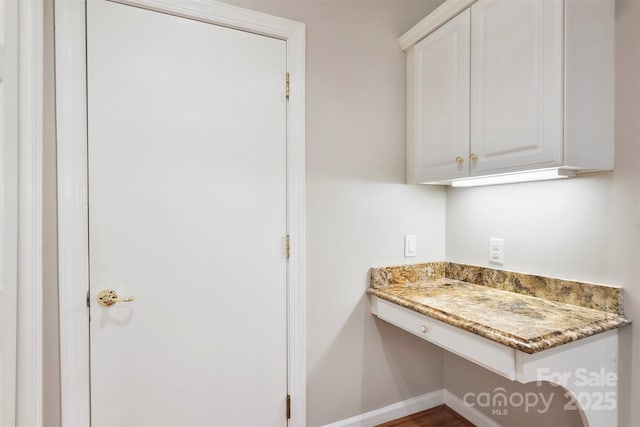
[367,263,631,354]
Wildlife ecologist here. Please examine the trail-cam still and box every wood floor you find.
[376,405,475,427]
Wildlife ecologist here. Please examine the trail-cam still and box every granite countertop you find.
[367,263,631,354]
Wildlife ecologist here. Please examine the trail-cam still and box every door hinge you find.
[286,234,291,259]
[286,394,291,419]
[86,291,90,307]
[285,72,290,99]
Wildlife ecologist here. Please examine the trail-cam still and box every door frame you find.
[3,0,44,425]
[54,1,306,425]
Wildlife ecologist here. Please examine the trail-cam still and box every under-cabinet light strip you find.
[450,168,576,187]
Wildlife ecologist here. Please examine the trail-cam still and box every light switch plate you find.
[489,237,504,265]
[404,235,416,257]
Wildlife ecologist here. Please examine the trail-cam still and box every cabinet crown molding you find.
[399,0,477,51]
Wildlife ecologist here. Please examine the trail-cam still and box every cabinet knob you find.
[420,325,428,333]
[469,153,478,161]
[454,156,464,166]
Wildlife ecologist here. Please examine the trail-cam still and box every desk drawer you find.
[373,297,516,380]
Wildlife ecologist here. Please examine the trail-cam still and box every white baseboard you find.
[322,389,444,427]
[443,390,503,427]
[322,389,503,427]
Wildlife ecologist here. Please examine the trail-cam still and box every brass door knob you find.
[455,156,464,166]
[97,289,135,307]
[469,153,478,161]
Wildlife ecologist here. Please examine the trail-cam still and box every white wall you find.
[445,1,640,425]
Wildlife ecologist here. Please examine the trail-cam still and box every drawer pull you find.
[420,325,428,333]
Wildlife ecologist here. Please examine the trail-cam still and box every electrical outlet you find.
[404,235,416,257]
[489,238,504,265]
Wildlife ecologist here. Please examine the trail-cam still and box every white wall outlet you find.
[404,235,416,257]
[489,237,504,265]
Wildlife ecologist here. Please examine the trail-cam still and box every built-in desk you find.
[368,263,631,427]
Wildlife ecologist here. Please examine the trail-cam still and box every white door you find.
[86,1,288,426]
[408,8,470,184]
[470,0,563,174]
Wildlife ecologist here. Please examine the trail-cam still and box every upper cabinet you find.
[408,9,470,183]
[470,0,563,174]
[403,0,614,185]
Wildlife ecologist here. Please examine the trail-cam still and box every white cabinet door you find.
[408,8,470,183]
[470,0,563,175]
